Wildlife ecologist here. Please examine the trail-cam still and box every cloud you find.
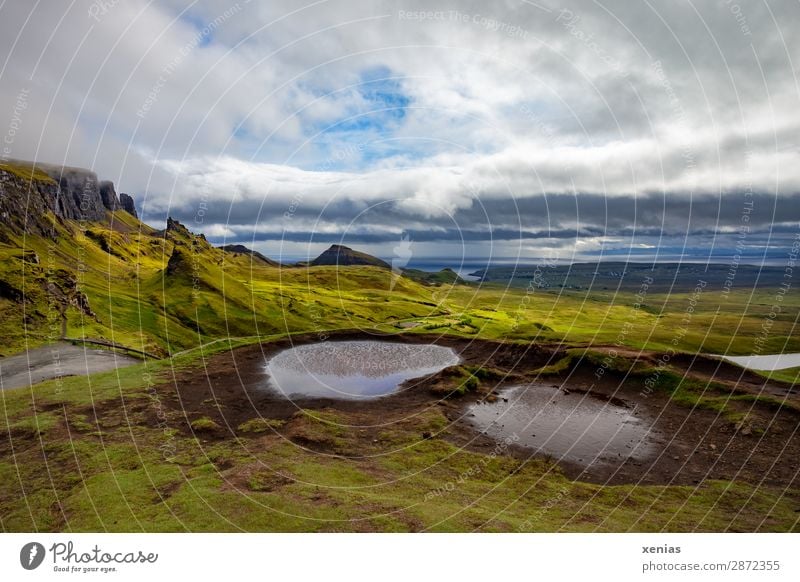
[1,0,797,262]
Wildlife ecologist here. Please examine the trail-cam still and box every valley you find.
[0,159,798,532]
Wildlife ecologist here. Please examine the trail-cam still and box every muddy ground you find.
[147,330,800,488]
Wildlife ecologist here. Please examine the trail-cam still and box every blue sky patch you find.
[307,66,413,170]
[180,12,215,47]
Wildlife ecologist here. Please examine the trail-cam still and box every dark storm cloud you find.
[148,191,799,248]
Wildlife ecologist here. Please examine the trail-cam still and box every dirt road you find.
[0,342,140,390]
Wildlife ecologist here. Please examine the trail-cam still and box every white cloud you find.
[0,0,797,252]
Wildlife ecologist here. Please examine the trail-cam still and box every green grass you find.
[754,366,800,385]
[190,417,222,432]
[237,418,285,434]
[0,161,56,184]
[2,206,798,358]
[0,354,797,532]
[1,202,798,532]
[1,342,797,532]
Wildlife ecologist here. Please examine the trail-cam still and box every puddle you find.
[719,353,800,371]
[265,341,460,400]
[468,384,656,466]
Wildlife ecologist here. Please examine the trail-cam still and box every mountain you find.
[0,159,448,356]
[218,244,280,267]
[309,244,390,268]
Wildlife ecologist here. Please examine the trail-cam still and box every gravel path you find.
[0,342,140,390]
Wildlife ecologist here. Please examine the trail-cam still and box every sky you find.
[1,0,798,265]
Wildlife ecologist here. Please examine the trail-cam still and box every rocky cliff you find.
[98,180,120,211]
[119,192,138,218]
[0,160,138,238]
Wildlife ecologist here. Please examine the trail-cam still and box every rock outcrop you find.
[0,159,132,237]
[165,246,191,276]
[38,162,110,221]
[165,217,192,237]
[44,269,96,319]
[99,180,120,211]
[119,193,138,218]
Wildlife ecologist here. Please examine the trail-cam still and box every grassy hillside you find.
[1,176,798,533]
[1,202,797,358]
[0,212,447,356]
[0,160,57,183]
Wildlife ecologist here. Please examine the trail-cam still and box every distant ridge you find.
[218,244,280,267]
[472,261,791,291]
[401,266,464,285]
[310,244,390,268]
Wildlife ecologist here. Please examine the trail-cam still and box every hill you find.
[217,244,280,267]
[0,162,798,536]
[0,158,797,359]
[0,160,460,356]
[401,267,464,285]
[309,244,391,268]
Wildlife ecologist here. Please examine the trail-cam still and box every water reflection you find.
[720,353,800,371]
[468,384,656,467]
[265,341,460,399]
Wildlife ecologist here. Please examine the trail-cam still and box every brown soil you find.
[147,330,800,489]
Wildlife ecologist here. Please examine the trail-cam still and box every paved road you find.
[0,342,141,390]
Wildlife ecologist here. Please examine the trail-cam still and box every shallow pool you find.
[719,353,800,371]
[468,384,656,466]
[265,340,460,399]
